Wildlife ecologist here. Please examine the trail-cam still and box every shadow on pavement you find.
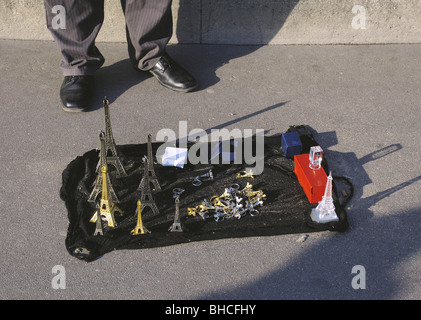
[196,131,420,299]
[88,1,300,109]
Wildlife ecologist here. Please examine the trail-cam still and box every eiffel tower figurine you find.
[100,97,127,177]
[310,171,339,223]
[138,158,160,215]
[90,165,124,228]
[168,197,183,232]
[131,200,150,235]
[88,131,119,203]
[93,203,104,236]
[137,134,161,191]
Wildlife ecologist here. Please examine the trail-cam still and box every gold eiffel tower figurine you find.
[131,200,150,235]
[90,165,124,228]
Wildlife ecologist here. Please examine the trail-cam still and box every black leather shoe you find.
[60,76,94,112]
[148,54,198,93]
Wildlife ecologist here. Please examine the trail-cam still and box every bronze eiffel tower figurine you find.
[168,197,183,232]
[138,158,160,216]
[88,131,119,203]
[100,97,127,177]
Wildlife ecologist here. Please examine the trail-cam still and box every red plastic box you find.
[294,154,327,203]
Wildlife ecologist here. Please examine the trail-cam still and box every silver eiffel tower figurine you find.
[138,158,160,216]
[138,134,161,191]
[88,131,119,203]
[99,97,127,177]
[168,197,183,232]
[93,204,104,236]
[311,171,339,223]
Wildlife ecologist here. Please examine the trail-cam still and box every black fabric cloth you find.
[60,125,350,262]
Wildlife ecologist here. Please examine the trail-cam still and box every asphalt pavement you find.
[0,40,420,300]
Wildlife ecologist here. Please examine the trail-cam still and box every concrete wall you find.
[0,0,419,44]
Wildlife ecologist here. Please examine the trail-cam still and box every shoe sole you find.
[144,67,199,93]
[62,105,90,113]
[156,80,199,93]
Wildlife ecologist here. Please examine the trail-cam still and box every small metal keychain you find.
[172,188,185,199]
[192,169,213,186]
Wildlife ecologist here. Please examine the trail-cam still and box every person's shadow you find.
[90,0,300,110]
[92,59,148,111]
[173,0,300,90]
[193,129,421,299]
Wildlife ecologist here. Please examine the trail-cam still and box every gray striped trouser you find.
[44,0,173,76]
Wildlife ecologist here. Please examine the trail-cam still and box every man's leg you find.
[44,0,105,75]
[121,0,172,71]
[44,0,105,111]
[121,0,198,92]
